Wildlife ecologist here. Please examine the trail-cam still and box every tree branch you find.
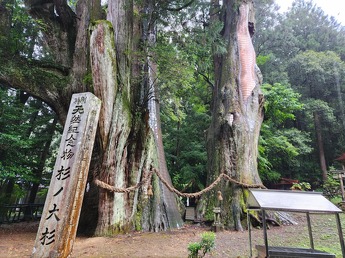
[164,0,195,12]
[0,55,70,122]
[53,0,76,30]
[24,0,77,66]
[197,70,214,88]
[28,59,70,76]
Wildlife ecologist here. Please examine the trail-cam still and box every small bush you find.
[187,232,216,258]
[291,182,311,191]
[188,242,202,258]
[323,174,340,199]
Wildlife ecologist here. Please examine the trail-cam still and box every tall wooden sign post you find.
[32,93,101,258]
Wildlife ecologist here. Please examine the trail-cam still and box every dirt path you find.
[0,213,343,257]
[0,222,258,257]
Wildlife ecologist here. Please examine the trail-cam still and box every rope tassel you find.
[147,185,153,197]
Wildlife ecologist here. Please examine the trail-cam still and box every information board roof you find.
[247,189,342,213]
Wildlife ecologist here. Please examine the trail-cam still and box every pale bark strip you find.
[90,22,117,150]
[237,3,256,102]
[89,21,132,234]
[107,0,132,95]
[32,93,101,258]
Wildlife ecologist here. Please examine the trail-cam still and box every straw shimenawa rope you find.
[93,167,266,196]
[153,168,224,198]
[93,171,153,193]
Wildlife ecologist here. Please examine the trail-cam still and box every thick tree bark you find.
[84,0,182,234]
[143,0,184,230]
[86,0,183,234]
[199,0,264,230]
[0,0,182,235]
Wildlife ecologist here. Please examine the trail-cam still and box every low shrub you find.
[187,231,216,258]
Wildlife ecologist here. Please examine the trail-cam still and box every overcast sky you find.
[274,0,345,25]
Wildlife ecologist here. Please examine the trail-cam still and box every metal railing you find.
[0,203,44,223]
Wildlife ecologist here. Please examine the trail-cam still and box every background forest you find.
[1,0,345,206]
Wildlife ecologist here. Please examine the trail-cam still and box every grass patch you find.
[263,213,345,258]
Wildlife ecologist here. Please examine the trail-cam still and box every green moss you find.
[121,90,132,119]
[133,6,140,18]
[152,174,161,199]
[240,188,249,213]
[232,0,241,13]
[90,20,113,30]
[83,73,93,87]
[135,201,144,231]
[204,208,214,221]
[135,217,142,231]
[202,197,217,221]
[99,221,133,236]
[16,63,70,92]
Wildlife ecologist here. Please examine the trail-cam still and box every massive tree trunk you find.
[0,0,182,235]
[198,0,264,230]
